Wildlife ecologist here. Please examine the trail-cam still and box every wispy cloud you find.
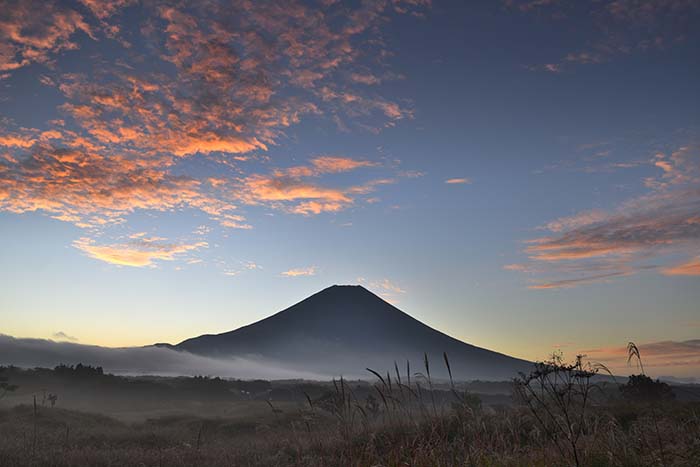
[662,257,700,276]
[358,278,406,303]
[511,145,700,289]
[281,266,317,277]
[503,263,531,272]
[284,156,378,177]
[73,237,207,267]
[527,271,631,290]
[243,261,261,270]
[445,177,471,184]
[52,331,78,342]
[508,0,700,72]
[220,260,262,277]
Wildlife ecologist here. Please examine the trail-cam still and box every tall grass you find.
[1,347,699,466]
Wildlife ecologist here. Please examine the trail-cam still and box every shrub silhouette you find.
[512,352,608,467]
[620,374,674,403]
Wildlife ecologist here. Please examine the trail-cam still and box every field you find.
[1,362,699,466]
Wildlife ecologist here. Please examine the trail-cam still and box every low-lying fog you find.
[0,334,330,380]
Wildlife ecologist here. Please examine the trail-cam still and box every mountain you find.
[175,285,532,380]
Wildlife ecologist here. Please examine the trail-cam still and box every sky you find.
[1,0,699,378]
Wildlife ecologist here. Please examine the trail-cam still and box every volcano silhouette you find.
[175,285,532,380]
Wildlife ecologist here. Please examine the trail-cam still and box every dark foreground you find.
[1,364,699,466]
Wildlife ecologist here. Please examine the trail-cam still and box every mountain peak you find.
[324,284,371,292]
[175,285,532,380]
[292,283,397,319]
[317,284,376,298]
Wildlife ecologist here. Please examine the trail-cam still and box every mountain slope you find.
[175,285,532,380]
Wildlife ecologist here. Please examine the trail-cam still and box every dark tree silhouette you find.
[0,366,18,398]
[54,363,105,378]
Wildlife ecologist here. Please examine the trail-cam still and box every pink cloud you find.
[662,257,700,276]
[580,339,700,376]
[511,145,700,289]
[445,177,471,184]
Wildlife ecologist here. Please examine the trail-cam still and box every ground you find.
[1,366,699,466]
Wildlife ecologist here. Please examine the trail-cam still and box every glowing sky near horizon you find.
[1,0,699,377]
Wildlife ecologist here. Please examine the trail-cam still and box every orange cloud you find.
[662,257,700,276]
[0,143,247,229]
[0,1,94,73]
[0,134,36,148]
[234,157,394,215]
[79,0,133,20]
[281,266,317,277]
[0,0,429,265]
[276,156,377,178]
[169,134,267,157]
[310,156,377,174]
[289,201,346,215]
[241,176,351,204]
[73,237,207,267]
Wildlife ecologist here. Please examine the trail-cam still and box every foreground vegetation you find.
[1,349,699,466]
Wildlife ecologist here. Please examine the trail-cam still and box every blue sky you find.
[1,0,699,376]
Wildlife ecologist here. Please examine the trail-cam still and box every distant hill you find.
[175,285,532,380]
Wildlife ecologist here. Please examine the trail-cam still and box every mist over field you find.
[0,335,329,380]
